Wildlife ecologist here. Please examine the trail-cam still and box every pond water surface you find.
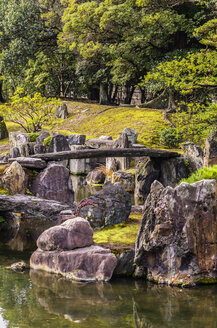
[0,246,216,328]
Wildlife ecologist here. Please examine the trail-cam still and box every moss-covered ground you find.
[93,212,142,253]
[56,101,171,148]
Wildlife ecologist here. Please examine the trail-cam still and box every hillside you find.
[0,101,171,155]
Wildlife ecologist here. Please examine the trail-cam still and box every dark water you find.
[0,247,216,328]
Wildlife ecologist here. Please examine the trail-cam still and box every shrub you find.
[159,127,182,148]
[179,165,217,184]
[28,133,39,142]
[43,136,51,147]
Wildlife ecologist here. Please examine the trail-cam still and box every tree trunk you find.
[123,85,135,104]
[99,83,109,105]
[0,80,4,103]
[167,89,177,113]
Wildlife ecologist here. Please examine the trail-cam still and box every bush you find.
[43,136,51,147]
[159,127,182,148]
[28,133,39,142]
[179,166,217,184]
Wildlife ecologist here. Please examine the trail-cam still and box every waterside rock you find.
[76,183,131,228]
[30,245,117,282]
[1,161,28,195]
[112,170,135,192]
[86,169,105,185]
[31,163,74,205]
[135,179,217,286]
[37,218,93,251]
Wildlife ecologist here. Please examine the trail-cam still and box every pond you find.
[0,246,216,328]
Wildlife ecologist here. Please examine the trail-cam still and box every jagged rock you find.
[134,158,160,205]
[30,245,117,282]
[36,131,50,145]
[10,147,20,158]
[203,131,217,166]
[34,144,46,154]
[122,128,138,146]
[31,163,74,205]
[8,157,47,169]
[9,131,30,156]
[37,218,93,251]
[160,157,191,187]
[181,142,204,171]
[1,161,27,195]
[0,119,8,140]
[55,103,69,119]
[86,169,105,185]
[68,134,86,146]
[113,250,136,277]
[106,133,130,171]
[135,179,217,286]
[0,194,70,220]
[76,183,131,228]
[48,134,70,153]
[111,170,135,192]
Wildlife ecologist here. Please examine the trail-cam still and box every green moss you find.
[0,216,5,223]
[179,165,217,184]
[198,278,217,284]
[0,184,9,195]
[43,136,51,146]
[28,133,39,142]
[93,213,142,246]
[26,189,33,196]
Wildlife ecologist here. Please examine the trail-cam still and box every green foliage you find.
[171,101,217,146]
[159,127,182,148]
[0,216,5,223]
[43,136,51,147]
[0,88,61,133]
[28,133,39,142]
[179,165,217,184]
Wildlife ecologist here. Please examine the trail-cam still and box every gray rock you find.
[86,169,105,185]
[48,134,70,153]
[76,183,131,228]
[8,157,47,169]
[1,161,28,195]
[135,179,217,286]
[68,134,86,146]
[34,144,46,154]
[181,142,204,171]
[203,131,217,166]
[114,250,136,277]
[10,147,20,158]
[30,245,117,282]
[9,132,30,156]
[106,133,130,171]
[99,136,113,140]
[31,163,74,205]
[37,217,93,251]
[85,138,113,149]
[0,194,70,220]
[122,128,138,145]
[159,157,191,187]
[111,170,135,192]
[55,103,69,119]
[36,131,50,145]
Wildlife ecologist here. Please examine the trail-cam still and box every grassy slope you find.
[56,101,170,148]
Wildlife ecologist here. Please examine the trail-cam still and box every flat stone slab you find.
[9,157,47,169]
[30,245,117,282]
[0,194,70,220]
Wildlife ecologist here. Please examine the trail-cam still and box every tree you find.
[0,88,61,133]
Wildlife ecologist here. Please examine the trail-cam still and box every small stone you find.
[48,134,70,153]
[55,103,69,119]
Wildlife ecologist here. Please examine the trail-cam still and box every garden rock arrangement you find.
[30,217,117,282]
[1,161,28,195]
[76,183,131,228]
[135,179,217,286]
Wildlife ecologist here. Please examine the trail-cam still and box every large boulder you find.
[181,142,204,171]
[160,157,191,187]
[111,170,135,192]
[55,103,69,119]
[204,131,217,166]
[48,134,70,153]
[31,163,74,205]
[1,161,28,195]
[86,169,105,185]
[37,218,93,251]
[122,128,138,146]
[9,131,30,156]
[76,183,131,228]
[30,245,117,282]
[135,179,217,286]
